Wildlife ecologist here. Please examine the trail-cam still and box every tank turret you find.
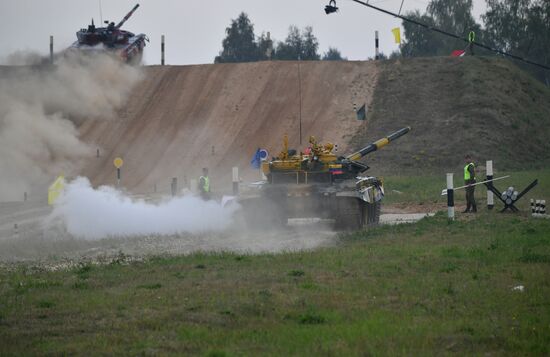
[262,127,411,183]
[69,3,148,63]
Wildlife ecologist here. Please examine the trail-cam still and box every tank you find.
[239,127,411,230]
[69,4,148,63]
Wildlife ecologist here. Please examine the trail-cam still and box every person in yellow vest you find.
[199,167,211,200]
[463,154,477,213]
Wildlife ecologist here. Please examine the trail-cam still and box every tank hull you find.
[238,177,383,230]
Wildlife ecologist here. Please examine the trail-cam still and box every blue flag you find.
[251,148,261,169]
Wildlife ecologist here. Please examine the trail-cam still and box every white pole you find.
[447,173,454,220]
[232,167,239,195]
[486,160,494,209]
[375,31,380,60]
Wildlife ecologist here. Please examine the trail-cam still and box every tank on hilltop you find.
[69,4,148,64]
[239,127,411,230]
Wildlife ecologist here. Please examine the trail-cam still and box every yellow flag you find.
[392,27,401,44]
[48,175,65,205]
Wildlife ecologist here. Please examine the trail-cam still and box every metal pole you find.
[117,168,121,187]
[486,160,494,210]
[398,0,405,15]
[375,31,379,60]
[298,58,302,146]
[447,173,454,220]
[232,167,239,195]
[49,36,54,64]
[161,35,165,65]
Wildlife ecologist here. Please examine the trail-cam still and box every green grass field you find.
[1,171,549,355]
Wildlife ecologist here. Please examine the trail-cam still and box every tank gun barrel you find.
[115,4,140,29]
[346,127,410,161]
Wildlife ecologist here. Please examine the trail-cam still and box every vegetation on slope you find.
[357,56,550,174]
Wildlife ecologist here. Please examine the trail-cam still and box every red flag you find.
[451,50,466,57]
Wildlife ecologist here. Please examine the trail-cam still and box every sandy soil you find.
[79,61,379,193]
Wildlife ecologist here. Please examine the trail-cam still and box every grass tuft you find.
[288,269,305,277]
[37,300,55,309]
[137,283,162,290]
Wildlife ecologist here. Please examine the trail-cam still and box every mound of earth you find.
[79,61,378,192]
[79,57,550,193]
[358,56,550,174]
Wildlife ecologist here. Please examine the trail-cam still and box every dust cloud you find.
[48,177,240,240]
[0,52,142,201]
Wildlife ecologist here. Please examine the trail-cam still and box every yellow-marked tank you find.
[262,127,410,182]
[241,127,411,230]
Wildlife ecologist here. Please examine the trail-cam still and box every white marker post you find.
[161,35,165,65]
[486,160,494,210]
[114,157,124,187]
[447,173,454,220]
[232,167,239,195]
[375,31,380,60]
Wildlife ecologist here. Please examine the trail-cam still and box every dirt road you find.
[0,199,432,263]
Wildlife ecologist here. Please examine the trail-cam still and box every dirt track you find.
[79,61,378,192]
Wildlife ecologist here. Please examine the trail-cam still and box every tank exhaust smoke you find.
[48,177,239,240]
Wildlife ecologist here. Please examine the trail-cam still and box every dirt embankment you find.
[79,61,378,192]
[358,56,550,174]
[79,57,550,193]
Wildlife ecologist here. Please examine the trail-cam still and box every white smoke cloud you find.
[49,177,240,240]
[0,52,142,201]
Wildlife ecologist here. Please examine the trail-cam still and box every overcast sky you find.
[0,0,488,65]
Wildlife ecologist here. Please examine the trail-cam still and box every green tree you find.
[302,27,321,60]
[256,32,274,60]
[274,26,321,60]
[322,47,347,61]
[400,0,483,57]
[215,12,258,63]
[401,10,442,57]
[483,0,550,83]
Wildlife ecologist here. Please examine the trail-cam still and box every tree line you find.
[214,13,345,63]
[215,2,549,84]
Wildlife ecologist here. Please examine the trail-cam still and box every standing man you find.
[199,167,211,200]
[463,154,477,213]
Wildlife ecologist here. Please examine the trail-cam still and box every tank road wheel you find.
[334,197,363,231]
[363,200,381,227]
[334,197,381,230]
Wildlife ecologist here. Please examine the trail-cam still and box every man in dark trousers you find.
[463,154,477,213]
[199,167,211,200]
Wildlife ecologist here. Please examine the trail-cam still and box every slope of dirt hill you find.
[79,57,550,193]
[357,56,550,174]
[79,61,378,192]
